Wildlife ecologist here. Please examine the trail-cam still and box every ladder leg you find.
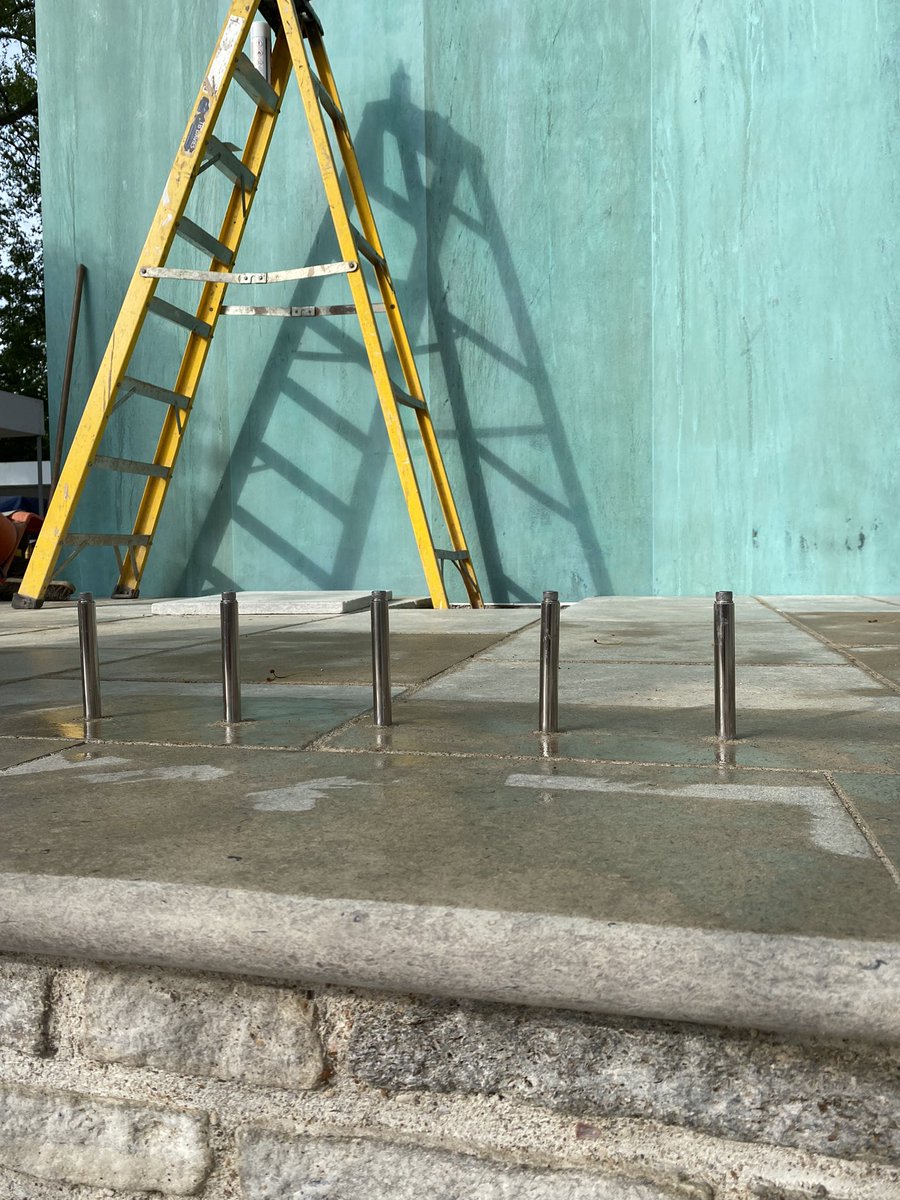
[278,0,483,608]
[15,0,265,608]
[115,31,293,597]
[309,36,483,608]
[16,0,483,611]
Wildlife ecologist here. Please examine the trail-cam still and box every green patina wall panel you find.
[422,3,652,602]
[651,0,899,595]
[34,1,897,599]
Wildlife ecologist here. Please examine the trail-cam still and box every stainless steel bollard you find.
[538,590,560,734]
[77,592,102,721]
[714,590,736,740]
[371,590,392,727]
[220,591,242,724]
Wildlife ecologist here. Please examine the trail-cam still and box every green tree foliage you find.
[0,0,45,459]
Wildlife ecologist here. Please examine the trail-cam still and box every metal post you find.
[371,590,392,727]
[714,590,736,740]
[220,591,242,724]
[538,590,560,734]
[77,592,102,721]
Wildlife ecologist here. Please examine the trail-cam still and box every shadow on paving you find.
[328,701,900,775]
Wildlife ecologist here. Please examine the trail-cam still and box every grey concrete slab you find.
[567,596,773,620]
[849,650,900,690]
[2,595,900,1045]
[417,661,899,711]
[0,744,896,942]
[788,611,900,649]
[480,620,845,666]
[326,699,900,775]
[831,773,900,873]
[53,629,517,687]
[761,596,900,613]
[0,680,376,748]
[0,614,338,684]
[0,737,82,769]
[0,872,897,1042]
[152,591,385,615]
[0,644,84,683]
[0,600,155,637]
[0,612,327,649]
[308,607,541,635]
[0,628,249,686]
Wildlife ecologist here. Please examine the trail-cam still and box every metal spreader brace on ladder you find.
[14,0,483,611]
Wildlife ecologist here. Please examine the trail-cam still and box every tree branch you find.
[0,92,37,126]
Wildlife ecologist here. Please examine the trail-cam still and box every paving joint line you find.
[4,731,900,778]
[306,617,544,751]
[479,658,848,668]
[398,614,544,699]
[825,771,900,891]
[752,596,900,697]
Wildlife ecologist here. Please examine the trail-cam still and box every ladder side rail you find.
[277,0,452,608]
[305,37,421,398]
[116,30,294,597]
[306,34,483,606]
[17,0,263,607]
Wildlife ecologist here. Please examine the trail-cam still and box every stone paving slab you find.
[0,743,897,941]
[849,649,900,689]
[0,680,377,748]
[0,737,82,769]
[326,699,900,775]
[52,629,517,687]
[1,595,899,1043]
[417,660,899,710]
[0,616,332,684]
[307,606,541,635]
[760,596,900,613]
[152,590,385,615]
[786,610,900,648]
[0,600,156,637]
[481,619,846,665]
[567,596,774,619]
[832,773,900,867]
[23,612,327,645]
[1,871,897,1041]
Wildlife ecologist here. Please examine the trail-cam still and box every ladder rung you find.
[176,216,235,267]
[63,534,151,548]
[220,303,387,317]
[391,382,426,411]
[120,376,190,411]
[435,549,471,562]
[349,224,388,274]
[94,456,170,480]
[204,136,256,191]
[312,75,346,129]
[232,53,278,115]
[148,297,212,340]
[140,261,357,285]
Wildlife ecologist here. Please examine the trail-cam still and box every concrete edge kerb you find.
[0,871,896,1043]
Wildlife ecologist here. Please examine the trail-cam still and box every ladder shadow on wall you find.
[179,67,610,601]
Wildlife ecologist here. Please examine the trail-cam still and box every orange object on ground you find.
[0,511,43,580]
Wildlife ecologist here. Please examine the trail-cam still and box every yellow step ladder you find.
[15,0,483,610]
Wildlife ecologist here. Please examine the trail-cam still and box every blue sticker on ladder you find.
[184,97,210,154]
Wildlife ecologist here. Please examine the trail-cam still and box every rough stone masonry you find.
[1,955,899,1198]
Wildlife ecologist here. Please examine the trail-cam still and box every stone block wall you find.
[0,954,898,1198]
